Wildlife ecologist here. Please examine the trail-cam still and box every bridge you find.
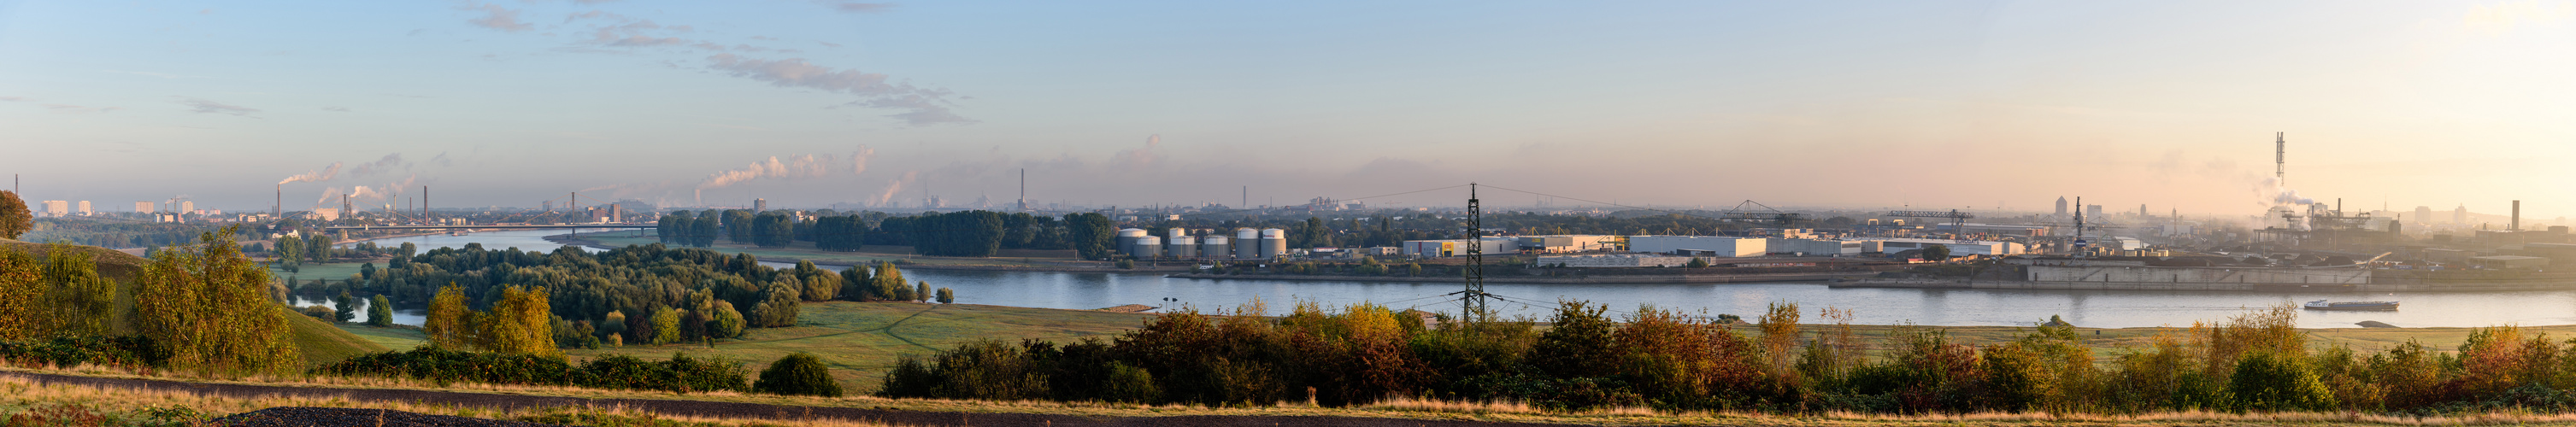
[321,223,657,231]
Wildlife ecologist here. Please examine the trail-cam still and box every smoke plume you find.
[850,145,876,175]
[279,162,344,184]
[874,171,920,207]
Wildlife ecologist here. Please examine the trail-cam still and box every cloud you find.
[819,2,895,13]
[1114,135,1162,167]
[42,104,121,114]
[468,3,534,32]
[750,35,779,41]
[279,162,343,184]
[706,54,972,125]
[174,97,260,116]
[349,153,409,177]
[0,96,22,102]
[818,41,843,48]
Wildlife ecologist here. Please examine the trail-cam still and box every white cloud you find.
[175,97,258,116]
[468,3,533,32]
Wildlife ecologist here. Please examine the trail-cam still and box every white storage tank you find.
[1167,235,1197,258]
[1133,236,1162,258]
[1233,228,1260,260]
[1116,228,1149,255]
[1259,228,1287,260]
[1200,236,1231,259]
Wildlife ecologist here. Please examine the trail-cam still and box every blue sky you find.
[3,1,2572,220]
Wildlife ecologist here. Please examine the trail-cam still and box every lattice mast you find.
[1461,183,1488,319]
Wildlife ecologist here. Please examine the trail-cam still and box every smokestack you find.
[274,184,282,218]
[422,186,429,219]
[2514,200,2522,231]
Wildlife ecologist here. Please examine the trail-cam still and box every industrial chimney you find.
[2513,200,2522,231]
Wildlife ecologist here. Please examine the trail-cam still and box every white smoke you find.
[279,162,344,184]
[874,171,920,207]
[850,145,876,175]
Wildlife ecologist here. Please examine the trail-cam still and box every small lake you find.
[350,230,2576,329]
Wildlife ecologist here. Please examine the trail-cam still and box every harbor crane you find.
[1720,200,1808,225]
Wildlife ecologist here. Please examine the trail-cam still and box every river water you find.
[342,230,2576,329]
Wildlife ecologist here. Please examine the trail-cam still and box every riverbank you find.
[542,232,1200,272]
[1167,271,1873,284]
[1831,278,2576,292]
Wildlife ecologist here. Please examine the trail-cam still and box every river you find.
[343,230,2576,329]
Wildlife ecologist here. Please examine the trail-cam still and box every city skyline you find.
[5,1,2573,219]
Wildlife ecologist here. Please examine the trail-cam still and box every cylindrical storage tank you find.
[1259,228,1287,260]
[1200,236,1231,259]
[1117,228,1148,255]
[1167,235,1196,258]
[1133,236,1162,258]
[1233,228,1260,260]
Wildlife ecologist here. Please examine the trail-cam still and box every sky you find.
[2,1,2572,219]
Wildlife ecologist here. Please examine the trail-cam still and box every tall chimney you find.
[2513,200,2521,231]
[422,186,429,219]
[274,184,282,218]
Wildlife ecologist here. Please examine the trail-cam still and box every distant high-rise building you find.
[134,202,155,213]
[753,198,767,212]
[542,200,553,212]
[2455,205,2468,225]
[2415,206,2432,225]
[2086,205,2103,219]
[75,201,90,215]
[2055,197,2067,216]
[183,201,197,214]
[2139,204,2149,217]
[39,201,68,216]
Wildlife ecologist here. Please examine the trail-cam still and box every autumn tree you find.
[0,190,29,240]
[131,225,302,374]
[423,284,473,348]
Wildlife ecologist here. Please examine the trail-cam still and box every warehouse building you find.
[1537,254,1697,268]
[1515,235,1622,253]
[1879,238,2026,256]
[1769,238,1882,256]
[1627,236,1767,257]
[1401,237,1519,258]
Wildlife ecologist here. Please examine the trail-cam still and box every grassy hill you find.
[2,237,387,366]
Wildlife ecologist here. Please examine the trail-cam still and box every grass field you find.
[335,301,1157,391]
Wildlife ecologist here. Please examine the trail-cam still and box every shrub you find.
[0,336,168,369]
[753,353,843,397]
[317,348,747,394]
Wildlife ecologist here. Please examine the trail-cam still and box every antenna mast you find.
[2275,132,2286,185]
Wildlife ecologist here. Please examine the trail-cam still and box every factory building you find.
[1165,228,1197,258]
[1515,235,1621,253]
[1537,254,1697,268]
[1769,238,1881,256]
[1234,228,1260,259]
[1117,229,1150,256]
[1199,236,1231,259]
[1937,223,2051,237]
[1627,236,1767,257]
[1132,236,1163,258]
[1401,237,1518,258]
[1259,228,1287,260]
[1879,238,2026,256]
[39,201,68,217]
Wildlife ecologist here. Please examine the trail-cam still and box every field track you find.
[0,371,1579,427]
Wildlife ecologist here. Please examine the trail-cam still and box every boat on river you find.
[2304,300,2398,311]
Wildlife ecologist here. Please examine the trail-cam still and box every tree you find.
[792,260,838,301]
[710,301,745,339]
[0,190,29,240]
[0,249,47,340]
[308,234,335,263]
[650,307,683,345]
[754,353,844,397]
[915,282,932,302]
[130,225,302,374]
[424,284,473,348]
[332,290,359,323]
[273,236,303,269]
[366,295,395,326]
[1685,257,1711,268]
[935,287,954,304]
[724,210,755,243]
[1920,244,1951,261]
[39,243,116,338]
[754,213,794,248]
[1065,213,1116,260]
[691,214,720,248]
[479,285,556,357]
[600,311,628,344]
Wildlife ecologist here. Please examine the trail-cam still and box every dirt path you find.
[3,372,1591,427]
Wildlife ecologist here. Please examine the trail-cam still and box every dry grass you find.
[0,375,902,426]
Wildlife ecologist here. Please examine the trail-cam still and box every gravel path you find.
[4,372,1593,427]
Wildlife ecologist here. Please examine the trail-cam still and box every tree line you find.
[0,226,303,375]
[657,209,1123,259]
[879,301,2576,415]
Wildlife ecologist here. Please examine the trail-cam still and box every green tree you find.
[1527,301,1618,378]
[915,281,932,302]
[724,210,755,243]
[273,236,303,269]
[1685,257,1711,268]
[1065,213,1116,260]
[754,353,844,397]
[39,243,117,338]
[1920,244,1951,261]
[753,213,794,248]
[307,234,334,263]
[0,249,46,340]
[650,307,683,345]
[691,214,720,248]
[2229,351,2334,412]
[0,190,29,239]
[131,225,302,374]
[332,290,358,323]
[792,260,838,301]
[935,287,954,304]
[710,301,745,339]
[366,295,395,327]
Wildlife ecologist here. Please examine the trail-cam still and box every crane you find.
[1720,200,1807,225]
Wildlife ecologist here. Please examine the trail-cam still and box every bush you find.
[315,348,746,393]
[0,336,168,369]
[753,353,843,397]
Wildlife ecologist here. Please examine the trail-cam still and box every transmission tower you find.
[1461,183,1489,320]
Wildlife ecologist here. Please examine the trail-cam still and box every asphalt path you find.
[3,372,1603,427]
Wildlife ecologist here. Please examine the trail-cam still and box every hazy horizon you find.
[5,1,2572,219]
